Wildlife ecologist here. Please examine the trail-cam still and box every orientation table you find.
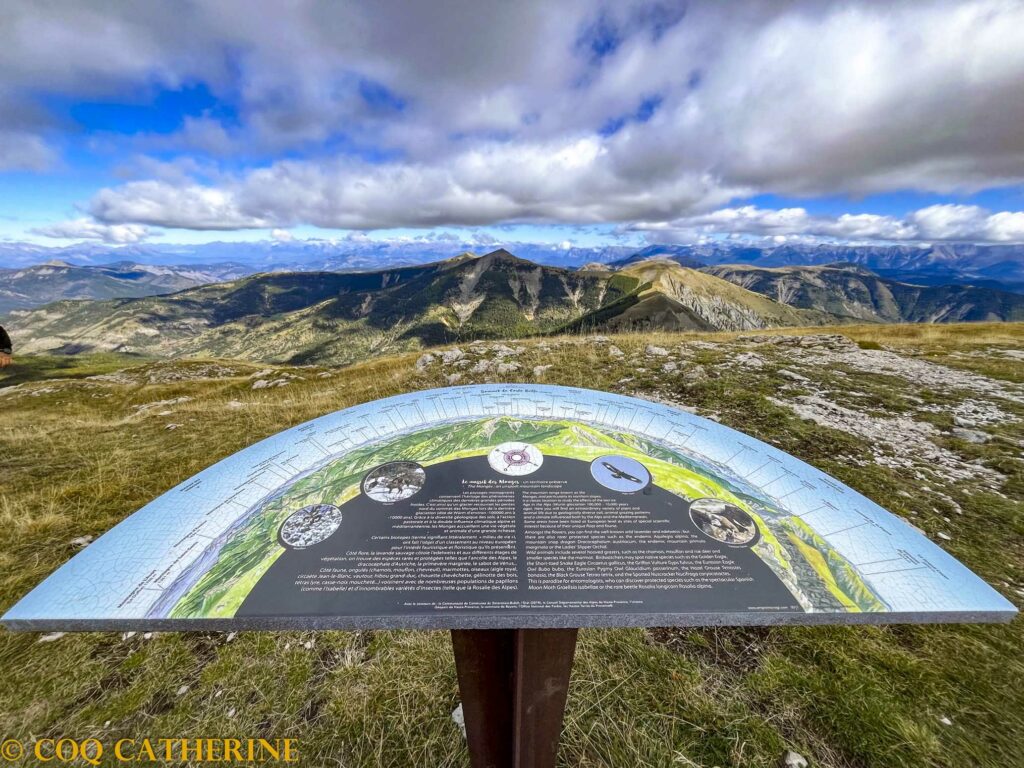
[4,385,1015,767]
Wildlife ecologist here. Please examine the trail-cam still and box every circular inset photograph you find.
[363,461,426,502]
[590,455,651,493]
[688,498,760,546]
[488,442,543,476]
[279,504,343,549]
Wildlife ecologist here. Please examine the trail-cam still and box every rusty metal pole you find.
[452,628,578,768]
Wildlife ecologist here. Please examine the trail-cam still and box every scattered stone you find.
[165,423,182,430]
[415,353,436,371]
[662,361,678,373]
[37,632,65,643]
[133,396,192,413]
[533,365,552,379]
[121,632,136,641]
[646,344,669,357]
[69,535,94,548]
[769,393,1003,486]
[684,366,708,382]
[788,339,1024,405]
[226,400,244,409]
[225,632,237,643]
[441,348,465,364]
[590,335,609,344]
[608,345,624,359]
[939,715,953,726]
[451,703,467,738]
[734,351,765,369]
[252,378,289,389]
[778,368,809,382]
[937,532,952,541]
[950,427,989,444]
[445,373,463,385]
[471,359,493,374]
[176,685,189,696]
[491,344,518,357]
[780,750,808,768]
[495,362,520,375]
[227,707,237,719]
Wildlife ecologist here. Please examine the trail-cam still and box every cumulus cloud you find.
[628,204,1024,244]
[90,182,269,230]
[31,218,158,244]
[88,139,740,230]
[4,1,1024,236]
[0,131,55,171]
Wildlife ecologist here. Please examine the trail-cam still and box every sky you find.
[2,0,1024,252]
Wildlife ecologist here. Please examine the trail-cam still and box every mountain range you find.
[1,239,1023,294]
[618,242,1024,292]
[8,249,1023,366]
[5,249,826,364]
[705,263,1024,324]
[0,260,248,314]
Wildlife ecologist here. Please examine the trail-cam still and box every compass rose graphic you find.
[487,441,543,476]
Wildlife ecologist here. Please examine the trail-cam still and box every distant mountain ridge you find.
[613,242,1024,293]
[704,263,1024,323]
[6,250,827,365]
[7,250,1024,366]
[1,239,1023,293]
[0,261,248,314]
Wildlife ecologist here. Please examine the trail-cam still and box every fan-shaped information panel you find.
[3,385,1014,631]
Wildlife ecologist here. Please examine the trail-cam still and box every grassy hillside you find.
[1,323,1022,767]
[612,260,830,330]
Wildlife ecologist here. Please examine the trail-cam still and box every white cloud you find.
[4,1,1024,234]
[0,131,55,171]
[269,228,293,242]
[31,218,158,244]
[984,211,1024,242]
[90,182,269,230]
[88,139,739,230]
[627,204,1024,244]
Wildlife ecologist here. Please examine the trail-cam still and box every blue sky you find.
[1,1,1024,253]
